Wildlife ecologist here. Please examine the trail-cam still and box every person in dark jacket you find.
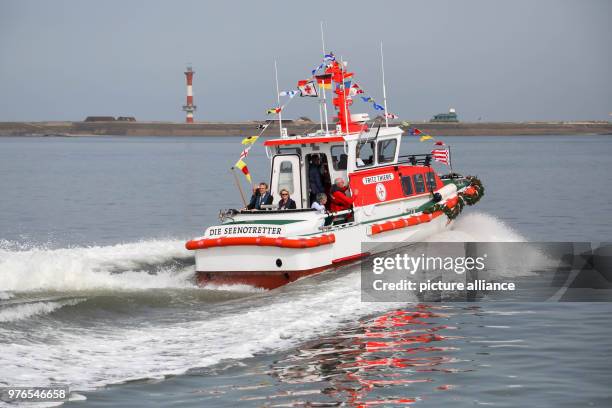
[247,182,273,210]
[330,178,357,213]
[308,155,325,204]
[278,189,297,210]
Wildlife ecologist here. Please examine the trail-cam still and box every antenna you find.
[320,21,330,134]
[340,56,349,134]
[274,60,284,138]
[380,42,389,128]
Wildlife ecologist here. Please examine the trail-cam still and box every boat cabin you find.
[263,126,442,211]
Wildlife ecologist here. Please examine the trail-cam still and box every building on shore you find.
[84,116,116,122]
[431,108,459,123]
[84,116,136,122]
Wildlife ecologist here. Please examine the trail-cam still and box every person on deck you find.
[247,182,273,210]
[330,178,357,213]
[308,155,325,205]
[277,189,297,210]
[311,193,327,214]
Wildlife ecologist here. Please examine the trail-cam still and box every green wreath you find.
[424,176,484,221]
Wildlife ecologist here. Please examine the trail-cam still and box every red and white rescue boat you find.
[186,57,483,289]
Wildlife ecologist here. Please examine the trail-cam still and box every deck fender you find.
[185,234,335,250]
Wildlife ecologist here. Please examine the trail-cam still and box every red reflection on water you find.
[270,304,460,407]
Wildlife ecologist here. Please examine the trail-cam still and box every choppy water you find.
[1,135,611,407]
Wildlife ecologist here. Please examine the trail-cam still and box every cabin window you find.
[413,174,426,193]
[331,145,348,170]
[356,141,375,168]
[278,147,301,156]
[426,172,437,191]
[278,160,294,194]
[401,176,414,196]
[377,139,397,163]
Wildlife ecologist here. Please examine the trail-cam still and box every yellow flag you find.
[420,135,433,142]
[241,135,259,145]
[234,159,252,182]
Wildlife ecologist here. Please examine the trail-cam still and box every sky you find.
[0,0,610,122]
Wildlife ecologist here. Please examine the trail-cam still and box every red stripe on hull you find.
[332,252,369,264]
[196,267,328,289]
[196,252,368,289]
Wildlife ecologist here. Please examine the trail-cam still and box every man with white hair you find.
[330,178,356,213]
[311,193,328,213]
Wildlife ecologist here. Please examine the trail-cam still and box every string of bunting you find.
[232,122,271,183]
[334,71,398,119]
[270,53,400,122]
[398,121,452,166]
[266,55,336,115]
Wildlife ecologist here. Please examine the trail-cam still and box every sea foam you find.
[0,239,193,292]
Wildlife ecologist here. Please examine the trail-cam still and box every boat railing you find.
[238,208,317,214]
[397,153,433,166]
[323,208,354,227]
[350,153,434,174]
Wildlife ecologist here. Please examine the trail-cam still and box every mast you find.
[274,60,284,138]
[320,21,330,134]
[340,57,349,134]
[318,97,324,132]
[380,42,389,128]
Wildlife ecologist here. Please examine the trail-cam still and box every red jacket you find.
[330,186,354,213]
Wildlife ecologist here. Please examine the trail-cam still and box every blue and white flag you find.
[373,103,385,111]
[279,90,298,98]
[311,63,324,76]
[324,53,335,62]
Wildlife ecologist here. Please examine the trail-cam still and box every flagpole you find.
[231,168,248,207]
[274,60,284,138]
[340,56,349,134]
[380,42,389,128]
[448,145,453,172]
[318,99,324,132]
[320,21,329,134]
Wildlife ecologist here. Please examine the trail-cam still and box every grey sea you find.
[1,135,611,407]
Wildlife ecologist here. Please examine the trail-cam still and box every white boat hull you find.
[192,208,450,289]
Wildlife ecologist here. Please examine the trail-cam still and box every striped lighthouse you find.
[182,65,197,123]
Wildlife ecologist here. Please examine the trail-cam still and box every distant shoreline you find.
[1,120,611,137]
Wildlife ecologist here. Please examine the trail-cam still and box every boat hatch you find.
[270,154,303,208]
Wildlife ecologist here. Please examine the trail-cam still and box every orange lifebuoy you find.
[370,210,445,236]
[185,234,335,250]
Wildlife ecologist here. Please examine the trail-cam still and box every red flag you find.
[298,80,318,97]
[431,149,450,165]
[434,141,445,146]
[408,128,422,136]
